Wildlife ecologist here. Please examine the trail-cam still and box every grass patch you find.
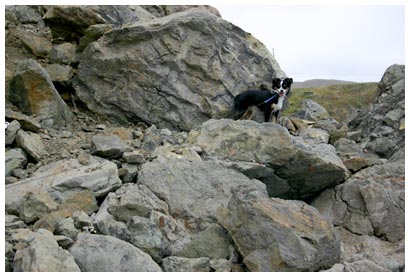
[283,83,379,123]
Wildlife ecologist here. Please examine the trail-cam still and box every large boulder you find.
[217,191,340,271]
[74,8,284,131]
[311,161,405,243]
[9,59,73,128]
[349,64,405,159]
[94,157,266,261]
[138,156,268,221]
[13,229,80,272]
[69,233,161,272]
[189,119,348,199]
[5,159,121,214]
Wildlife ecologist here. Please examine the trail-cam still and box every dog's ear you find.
[287,78,293,84]
[272,78,281,87]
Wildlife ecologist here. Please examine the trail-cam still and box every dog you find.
[234,77,293,123]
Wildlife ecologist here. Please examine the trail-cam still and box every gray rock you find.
[74,8,284,131]
[299,127,330,144]
[122,150,145,164]
[189,119,348,199]
[93,183,188,261]
[90,5,156,27]
[5,214,27,229]
[13,229,80,272]
[176,223,230,259]
[43,6,105,41]
[138,156,268,222]
[335,227,404,272]
[120,163,139,183]
[15,130,47,162]
[312,161,404,243]
[217,192,340,271]
[18,191,59,223]
[91,134,128,159]
[349,64,404,158]
[162,256,211,272]
[69,233,161,272]
[5,148,27,176]
[50,43,77,65]
[45,64,74,84]
[5,120,21,145]
[15,29,52,58]
[334,138,384,173]
[78,24,113,51]
[56,218,79,239]
[5,5,44,25]
[5,160,121,214]
[293,99,340,133]
[5,109,42,132]
[72,210,93,229]
[216,159,289,198]
[9,59,73,128]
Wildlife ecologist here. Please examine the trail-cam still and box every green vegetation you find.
[283,83,379,123]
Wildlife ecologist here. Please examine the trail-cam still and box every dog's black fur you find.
[234,77,293,122]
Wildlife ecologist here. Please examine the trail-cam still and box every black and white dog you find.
[234,77,293,123]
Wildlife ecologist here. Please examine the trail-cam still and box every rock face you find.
[312,161,405,243]
[5,159,121,214]
[349,64,405,159]
[4,4,405,273]
[69,233,162,272]
[9,59,73,128]
[189,119,348,199]
[75,8,284,131]
[217,191,340,271]
[13,229,80,272]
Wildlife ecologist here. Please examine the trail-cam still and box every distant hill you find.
[293,79,357,88]
[284,82,378,123]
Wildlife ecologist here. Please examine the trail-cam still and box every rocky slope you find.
[5,5,405,272]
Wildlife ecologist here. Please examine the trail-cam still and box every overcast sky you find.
[214,5,405,82]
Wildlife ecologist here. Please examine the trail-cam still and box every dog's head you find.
[272,78,293,96]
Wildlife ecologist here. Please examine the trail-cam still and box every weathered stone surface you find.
[189,119,348,199]
[9,59,73,128]
[334,138,385,173]
[176,223,230,259]
[75,8,284,131]
[349,64,404,158]
[5,148,27,176]
[5,120,21,145]
[13,229,80,272]
[15,29,52,58]
[162,256,211,272]
[5,109,42,132]
[70,233,161,272]
[18,191,59,223]
[312,161,404,243]
[15,130,48,162]
[6,5,44,25]
[293,99,340,133]
[78,24,113,51]
[138,156,268,221]
[93,183,187,262]
[50,43,77,65]
[43,6,105,41]
[299,127,330,144]
[5,160,121,214]
[91,134,129,159]
[217,191,340,271]
[45,64,74,84]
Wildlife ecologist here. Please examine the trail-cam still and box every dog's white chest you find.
[273,96,285,112]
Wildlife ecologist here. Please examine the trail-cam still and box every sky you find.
[214,5,405,82]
